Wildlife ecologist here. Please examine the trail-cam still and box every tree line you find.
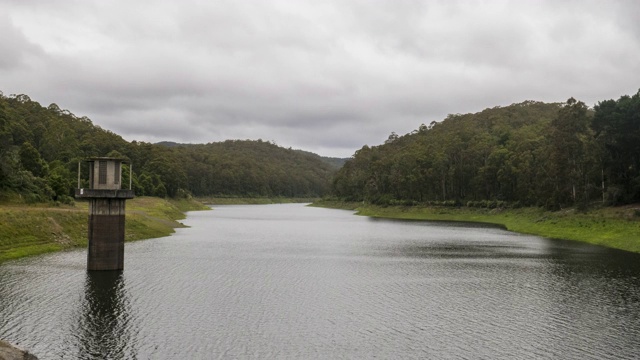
[332,90,640,210]
[4,89,638,209]
[0,92,339,203]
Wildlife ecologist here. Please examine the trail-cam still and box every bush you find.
[175,188,192,199]
[604,186,624,206]
[510,201,522,209]
[24,193,43,204]
[59,195,75,205]
[370,194,394,206]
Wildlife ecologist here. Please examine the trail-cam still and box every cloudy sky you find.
[2,0,639,157]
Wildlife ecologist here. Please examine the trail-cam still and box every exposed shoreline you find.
[311,200,640,253]
[0,196,209,263]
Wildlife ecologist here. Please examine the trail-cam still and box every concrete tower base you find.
[87,198,127,270]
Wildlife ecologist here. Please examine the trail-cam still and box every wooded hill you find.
[3,89,639,208]
[332,91,640,210]
[0,92,339,202]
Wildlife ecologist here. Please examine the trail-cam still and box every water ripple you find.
[0,204,639,359]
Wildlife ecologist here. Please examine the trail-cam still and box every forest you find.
[2,89,639,210]
[0,92,340,203]
[332,90,640,210]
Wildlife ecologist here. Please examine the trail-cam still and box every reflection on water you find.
[0,204,639,359]
[74,271,134,360]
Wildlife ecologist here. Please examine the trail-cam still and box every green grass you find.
[170,197,212,212]
[0,196,209,263]
[125,196,211,241]
[0,205,87,262]
[313,200,640,253]
[0,244,65,262]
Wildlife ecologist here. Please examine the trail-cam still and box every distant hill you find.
[155,141,183,148]
[157,141,348,169]
[291,149,348,169]
[319,156,348,169]
[157,139,337,197]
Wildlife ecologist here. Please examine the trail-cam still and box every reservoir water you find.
[1,204,640,359]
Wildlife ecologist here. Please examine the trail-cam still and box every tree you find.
[19,141,48,178]
[47,173,72,203]
[593,90,640,203]
[545,98,594,209]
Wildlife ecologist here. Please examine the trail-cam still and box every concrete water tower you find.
[75,157,134,271]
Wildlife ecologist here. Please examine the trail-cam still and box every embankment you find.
[312,200,640,253]
[0,196,209,263]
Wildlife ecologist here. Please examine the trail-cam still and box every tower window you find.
[98,161,107,185]
[114,162,120,184]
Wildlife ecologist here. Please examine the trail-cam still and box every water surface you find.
[1,204,639,359]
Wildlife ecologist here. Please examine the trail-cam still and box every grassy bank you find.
[199,196,319,205]
[313,200,640,253]
[0,196,209,263]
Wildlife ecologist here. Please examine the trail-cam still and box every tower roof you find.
[84,157,130,163]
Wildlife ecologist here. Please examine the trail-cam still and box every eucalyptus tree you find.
[593,90,640,204]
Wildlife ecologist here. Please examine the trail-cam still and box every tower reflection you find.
[77,271,136,359]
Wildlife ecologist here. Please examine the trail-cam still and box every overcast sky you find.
[2,0,639,157]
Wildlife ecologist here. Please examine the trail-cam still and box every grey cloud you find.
[0,15,43,70]
[2,0,640,158]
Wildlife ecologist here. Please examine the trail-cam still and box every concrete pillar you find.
[87,198,127,270]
